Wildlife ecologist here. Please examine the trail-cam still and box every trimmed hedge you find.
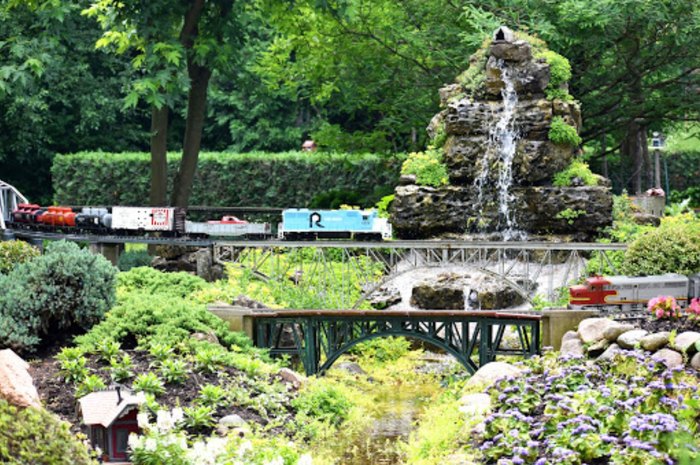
[52,151,403,207]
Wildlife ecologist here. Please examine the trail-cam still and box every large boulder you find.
[670,332,700,354]
[617,330,649,349]
[0,350,40,409]
[577,318,614,344]
[465,361,523,389]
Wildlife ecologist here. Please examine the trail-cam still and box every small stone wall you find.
[561,317,700,370]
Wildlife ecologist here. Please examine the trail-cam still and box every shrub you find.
[0,399,97,465]
[622,214,700,276]
[74,292,252,351]
[133,372,165,396]
[117,267,206,299]
[117,250,152,271]
[553,159,598,187]
[548,116,582,147]
[351,337,411,363]
[0,240,116,353]
[535,50,573,100]
[401,148,449,187]
[0,240,39,274]
[291,381,352,427]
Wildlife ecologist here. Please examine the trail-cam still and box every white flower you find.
[156,410,175,432]
[144,437,157,452]
[137,412,150,429]
[127,433,141,450]
[297,454,313,465]
[172,407,184,423]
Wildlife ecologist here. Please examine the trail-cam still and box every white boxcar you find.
[111,207,177,232]
[185,221,271,237]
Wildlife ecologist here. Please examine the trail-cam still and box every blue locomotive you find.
[278,209,392,241]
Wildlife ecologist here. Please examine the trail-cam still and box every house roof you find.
[78,389,145,428]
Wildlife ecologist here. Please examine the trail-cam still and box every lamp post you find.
[650,131,665,189]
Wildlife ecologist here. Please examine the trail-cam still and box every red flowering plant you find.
[647,296,681,319]
[687,297,700,318]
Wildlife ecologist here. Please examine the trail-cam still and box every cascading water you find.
[473,59,526,240]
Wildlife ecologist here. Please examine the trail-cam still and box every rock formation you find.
[391,27,612,240]
[0,349,41,409]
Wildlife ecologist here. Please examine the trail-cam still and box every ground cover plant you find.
[406,350,700,465]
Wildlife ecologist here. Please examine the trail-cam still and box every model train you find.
[569,273,700,312]
[8,204,392,241]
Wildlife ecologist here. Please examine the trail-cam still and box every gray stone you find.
[562,330,580,342]
[278,368,305,387]
[640,332,671,352]
[465,362,523,389]
[218,414,247,428]
[690,352,700,371]
[399,174,417,186]
[652,349,684,369]
[603,322,636,342]
[367,285,402,310]
[560,336,585,358]
[334,362,366,375]
[670,332,700,354]
[617,330,649,349]
[578,318,614,344]
[489,40,532,62]
[191,331,219,345]
[597,343,622,362]
[217,414,249,436]
[411,280,465,310]
[586,339,611,357]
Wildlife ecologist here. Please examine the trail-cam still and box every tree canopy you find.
[0,0,698,202]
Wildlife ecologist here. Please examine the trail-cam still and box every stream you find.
[333,358,446,465]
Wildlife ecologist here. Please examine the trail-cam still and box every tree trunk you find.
[170,62,212,207]
[624,120,646,195]
[150,105,169,206]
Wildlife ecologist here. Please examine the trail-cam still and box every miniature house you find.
[78,388,145,462]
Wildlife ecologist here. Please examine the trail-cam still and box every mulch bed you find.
[636,316,700,334]
[28,345,296,436]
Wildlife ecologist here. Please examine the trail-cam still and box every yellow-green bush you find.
[0,240,39,274]
[0,399,96,465]
[401,148,449,187]
[622,214,700,276]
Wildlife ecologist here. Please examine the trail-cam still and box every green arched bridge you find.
[252,310,541,375]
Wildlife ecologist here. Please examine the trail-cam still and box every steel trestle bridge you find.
[214,240,627,308]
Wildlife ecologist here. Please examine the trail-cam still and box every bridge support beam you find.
[541,308,599,350]
[89,243,124,266]
[208,304,256,339]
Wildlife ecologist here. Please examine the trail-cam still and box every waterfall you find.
[473,59,526,240]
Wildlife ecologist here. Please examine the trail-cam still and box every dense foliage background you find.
[1,0,697,206]
[52,151,400,207]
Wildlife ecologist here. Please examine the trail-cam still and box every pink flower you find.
[648,295,680,319]
[687,297,700,316]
